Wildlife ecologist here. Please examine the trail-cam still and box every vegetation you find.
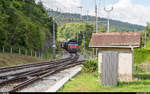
[0,53,48,67]
[49,10,145,32]
[58,48,150,92]
[0,0,56,54]
[58,23,95,51]
[59,72,150,92]
[82,58,98,73]
[134,48,150,65]
[141,23,150,48]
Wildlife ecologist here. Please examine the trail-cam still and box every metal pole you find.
[95,0,98,56]
[145,32,147,48]
[79,6,85,57]
[83,32,86,58]
[77,32,78,44]
[77,6,83,44]
[87,10,89,24]
[107,12,110,32]
[78,6,83,23]
[95,0,98,33]
[52,0,56,60]
[104,7,113,32]
[53,17,56,60]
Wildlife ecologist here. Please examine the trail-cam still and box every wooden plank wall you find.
[102,51,118,86]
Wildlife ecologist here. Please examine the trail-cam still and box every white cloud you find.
[36,0,82,13]
[98,0,150,26]
[36,0,150,26]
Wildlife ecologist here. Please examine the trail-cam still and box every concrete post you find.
[35,51,37,57]
[31,50,32,56]
[19,48,21,55]
[10,48,12,54]
[25,49,28,56]
[39,52,40,58]
[3,46,4,53]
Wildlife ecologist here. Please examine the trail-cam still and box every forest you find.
[0,0,150,55]
[0,0,56,55]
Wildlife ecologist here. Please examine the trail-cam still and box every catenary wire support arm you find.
[104,7,113,32]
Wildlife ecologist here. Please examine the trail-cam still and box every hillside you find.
[0,0,56,56]
[48,11,145,32]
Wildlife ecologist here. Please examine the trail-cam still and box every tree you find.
[0,0,54,55]
[57,22,95,51]
[98,26,106,32]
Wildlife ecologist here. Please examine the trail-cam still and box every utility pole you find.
[77,6,83,44]
[78,6,83,23]
[52,17,56,60]
[104,7,113,32]
[87,10,89,24]
[52,0,56,60]
[145,32,147,48]
[83,32,85,57]
[78,6,85,57]
[95,0,99,56]
[95,0,98,33]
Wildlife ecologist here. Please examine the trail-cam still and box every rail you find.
[0,53,85,92]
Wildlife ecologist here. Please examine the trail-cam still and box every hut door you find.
[102,51,118,86]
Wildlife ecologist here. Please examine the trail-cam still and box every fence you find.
[135,63,150,73]
[0,46,68,60]
[80,50,94,60]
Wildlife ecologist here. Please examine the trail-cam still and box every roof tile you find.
[89,32,142,48]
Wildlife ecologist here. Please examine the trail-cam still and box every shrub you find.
[82,57,98,73]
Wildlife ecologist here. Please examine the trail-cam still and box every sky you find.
[37,0,150,26]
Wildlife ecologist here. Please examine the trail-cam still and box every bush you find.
[82,58,98,73]
[134,48,150,64]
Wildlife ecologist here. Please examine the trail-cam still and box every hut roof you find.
[89,32,142,48]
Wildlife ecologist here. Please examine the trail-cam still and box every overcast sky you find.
[36,0,150,26]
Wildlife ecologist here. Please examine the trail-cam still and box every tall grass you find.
[82,57,98,73]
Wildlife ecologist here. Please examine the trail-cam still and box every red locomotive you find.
[61,40,78,53]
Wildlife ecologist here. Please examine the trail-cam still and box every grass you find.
[58,48,150,92]
[59,72,150,92]
[134,48,150,64]
[0,53,49,67]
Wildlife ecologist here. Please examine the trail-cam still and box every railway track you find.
[0,53,85,92]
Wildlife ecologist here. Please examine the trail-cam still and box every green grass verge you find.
[59,72,150,92]
[134,48,150,64]
[0,53,49,67]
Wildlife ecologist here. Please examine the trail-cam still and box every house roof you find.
[89,32,142,48]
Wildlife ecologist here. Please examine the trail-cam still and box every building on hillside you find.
[89,32,142,81]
